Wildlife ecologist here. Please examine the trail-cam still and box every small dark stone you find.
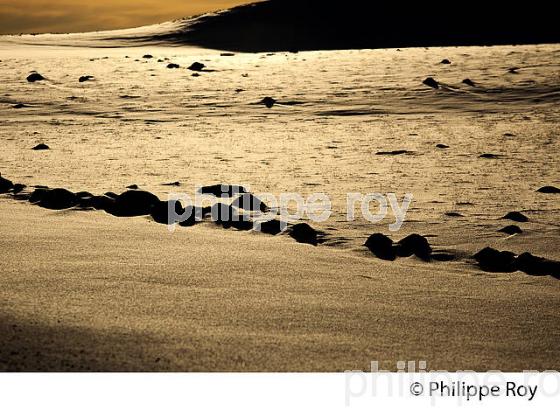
[479,153,499,159]
[462,78,476,87]
[440,59,451,64]
[445,212,463,217]
[501,211,529,223]
[143,54,153,59]
[109,190,160,217]
[508,67,519,74]
[220,53,235,57]
[166,63,180,69]
[126,184,139,190]
[26,72,45,82]
[231,193,268,212]
[32,143,49,150]
[35,188,77,210]
[13,103,28,109]
[191,73,200,77]
[287,223,323,246]
[260,97,276,108]
[79,75,94,83]
[537,186,560,194]
[498,225,523,235]
[188,62,205,71]
[255,219,285,235]
[395,234,432,261]
[0,173,14,193]
[375,150,412,156]
[162,181,181,186]
[474,247,517,272]
[436,144,449,149]
[422,77,439,89]
[199,184,247,197]
[364,233,396,261]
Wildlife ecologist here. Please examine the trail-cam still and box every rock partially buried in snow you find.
[395,234,432,261]
[422,77,439,89]
[231,193,268,212]
[436,144,449,149]
[260,97,276,108]
[109,190,160,217]
[188,62,205,71]
[34,188,77,210]
[286,223,324,246]
[498,225,523,235]
[462,78,476,87]
[166,63,180,69]
[440,59,451,64]
[0,173,14,193]
[364,233,396,261]
[32,143,49,150]
[473,247,517,272]
[199,184,247,197]
[142,54,153,59]
[501,211,529,223]
[537,186,560,194]
[79,75,94,83]
[255,219,284,235]
[26,72,45,82]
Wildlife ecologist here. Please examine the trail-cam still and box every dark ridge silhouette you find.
[121,0,560,52]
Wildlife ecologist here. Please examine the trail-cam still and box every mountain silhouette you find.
[133,0,560,52]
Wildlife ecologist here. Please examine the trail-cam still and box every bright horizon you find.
[0,0,259,35]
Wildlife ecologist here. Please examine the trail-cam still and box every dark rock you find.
[498,225,523,235]
[479,153,499,159]
[126,184,139,190]
[364,233,396,261]
[12,183,26,194]
[178,206,201,227]
[32,143,49,150]
[104,192,119,199]
[287,223,323,246]
[12,103,28,109]
[109,190,160,217]
[231,193,268,212]
[188,62,205,71]
[260,97,276,108]
[28,188,49,203]
[0,173,14,193]
[143,54,153,59]
[35,188,77,210]
[440,59,451,64]
[199,184,247,197]
[395,234,432,261]
[209,203,245,228]
[436,143,449,149]
[376,150,412,156]
[162,181,181,186]
[537,186,560,194]
[462,78,476,86]
[26,72,45,82]
[220,52,235,56]
[166,63,180,69]
[150,200,185,225]
[422,77,439,89]
[508,67,519,74]
[515,252,558,276]
[501,211,529,222]
[473,247,517,272]
[191,73,200,77]
[235,88,245,93]
[79,75,94,83]
[431,251,456,261]
[89,195,115,211]
[445,212,463,217]
[255,219,285,235]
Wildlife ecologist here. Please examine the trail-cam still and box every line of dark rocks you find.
[0,175,325,246]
